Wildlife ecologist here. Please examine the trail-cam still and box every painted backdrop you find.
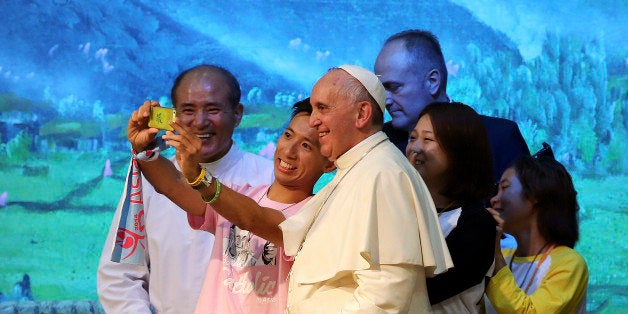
[0,0,626,312]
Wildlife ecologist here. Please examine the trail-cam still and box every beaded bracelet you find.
[201,180,222,204]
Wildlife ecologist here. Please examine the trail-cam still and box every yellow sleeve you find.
[486,247,589,313]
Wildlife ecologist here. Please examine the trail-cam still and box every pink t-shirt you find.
[188,184,309,314]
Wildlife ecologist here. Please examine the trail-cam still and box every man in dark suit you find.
[374,29,530,181]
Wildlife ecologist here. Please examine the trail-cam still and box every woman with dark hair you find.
[406,101,496,313]
[485,155,589,313]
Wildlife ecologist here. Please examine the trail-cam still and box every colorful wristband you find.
[187,167,207,187]
[132,148,160,161]
[131,137,168,162]
[201,180,222,204]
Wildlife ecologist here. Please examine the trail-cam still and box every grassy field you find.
[0,151,128,301]
[0,209,111,300]
[0,152,625,312]
[572,175,628,312]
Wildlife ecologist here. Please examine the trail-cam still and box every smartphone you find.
[148,106,176,131]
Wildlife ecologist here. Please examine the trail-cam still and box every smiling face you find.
[309,70,360,162]
[274,112,331,192]
[406,114,449,192]
[375,40,433,133]
[490,167,535,234]
[173,73,243,163]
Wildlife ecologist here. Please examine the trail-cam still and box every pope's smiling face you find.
[308,70,360,162]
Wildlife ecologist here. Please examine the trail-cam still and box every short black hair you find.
[170,64,241,108]
[291,97,312,118]
[513,156,580,248]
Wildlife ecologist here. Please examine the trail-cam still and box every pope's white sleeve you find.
[96,192,152,314]
[343,264,421,313]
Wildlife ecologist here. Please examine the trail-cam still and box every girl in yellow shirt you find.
[486,155,588,313]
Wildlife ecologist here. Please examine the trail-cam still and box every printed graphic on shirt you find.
[258,242,277,265]
[221,224,280,300]
[224,224,278,267]
[225,224,256,267]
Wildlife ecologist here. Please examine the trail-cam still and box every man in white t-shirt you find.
[97,65,273,314]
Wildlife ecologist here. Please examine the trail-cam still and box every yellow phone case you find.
[148,107,176,131]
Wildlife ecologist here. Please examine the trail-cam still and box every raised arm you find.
[126,100,206,216]
[128,101,285,243]
[161,120,286,245]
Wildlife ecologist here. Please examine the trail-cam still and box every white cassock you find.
[280,132,453,313]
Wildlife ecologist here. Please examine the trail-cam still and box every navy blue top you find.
[427,201,496,305]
